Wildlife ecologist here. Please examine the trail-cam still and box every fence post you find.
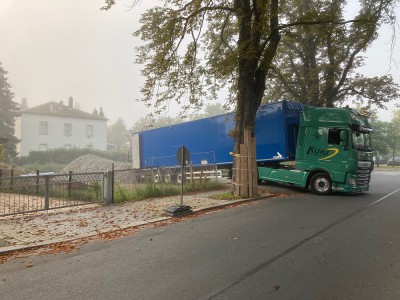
[44,175,50,210]
[104,171,113,205]
[10,169,14,192]
[36,170,40,195]
[111,164,114,203]
[68,171,72,198]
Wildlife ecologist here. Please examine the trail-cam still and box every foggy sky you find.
[0,0,158,127]
[0,0,399,127]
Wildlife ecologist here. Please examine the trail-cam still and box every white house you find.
[15,98,107,156]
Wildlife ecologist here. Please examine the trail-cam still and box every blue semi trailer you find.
[131,100,374,194]
[131,101,303,176]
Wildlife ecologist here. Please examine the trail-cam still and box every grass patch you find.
[114,180,225,203]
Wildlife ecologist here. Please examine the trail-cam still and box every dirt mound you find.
[61,154,131,174]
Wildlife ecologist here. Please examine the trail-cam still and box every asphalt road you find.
[1,170,400,300]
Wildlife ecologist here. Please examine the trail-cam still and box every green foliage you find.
[370,108,400,160]
[371,120,391,156]
[0,63,19,160]
[131,115,179,132]
[131,0,282,132]
[264,0,399,108]
[131,103,229,132]
[113,181,224,203]
[387,109,400,157]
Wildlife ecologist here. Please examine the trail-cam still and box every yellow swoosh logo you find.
[319,148,339,160]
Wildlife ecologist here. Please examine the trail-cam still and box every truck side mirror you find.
[340,130,348,148]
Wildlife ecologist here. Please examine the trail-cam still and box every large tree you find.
[264,0,399,108]
[103,0,397,195]
[103,0,284,152]
[0,63,19,161]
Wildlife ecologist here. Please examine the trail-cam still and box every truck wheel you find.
[310,173,332,195]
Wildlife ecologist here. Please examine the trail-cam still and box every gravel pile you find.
[61,154,132,174]
[0,163,32,177]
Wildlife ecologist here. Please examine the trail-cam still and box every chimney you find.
[21,98,28,110]
[68,96,73,108]
[59,100,64,105]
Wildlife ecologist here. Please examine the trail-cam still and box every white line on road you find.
[369,188,400,207]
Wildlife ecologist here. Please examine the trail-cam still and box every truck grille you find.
[357,161,372,187]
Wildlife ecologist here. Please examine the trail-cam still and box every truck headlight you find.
[347,176,357,187]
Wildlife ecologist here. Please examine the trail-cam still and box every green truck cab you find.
[258,105,373,195]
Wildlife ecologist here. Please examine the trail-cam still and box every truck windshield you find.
[352,131,372,151]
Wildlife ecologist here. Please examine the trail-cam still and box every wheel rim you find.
[176,174,182,184]
[314,177,330,193]
[164,173,171,183]
[154,173,160,183]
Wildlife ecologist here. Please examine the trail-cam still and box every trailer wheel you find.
[153,173,161,183]
[176,173,182,184]
[310,173,332,195]
[164,172,172,183]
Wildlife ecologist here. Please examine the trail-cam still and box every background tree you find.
[0,63,19,161]
[131,115,179,133]
[387,109,400,163]
[107,117,129,152]
[202,103,228,118]
[369,110,390,164]
[264,0,399,108]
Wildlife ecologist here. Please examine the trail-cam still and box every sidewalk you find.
[0,190,269,254]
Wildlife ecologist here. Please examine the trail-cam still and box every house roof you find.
[19,101,107,121]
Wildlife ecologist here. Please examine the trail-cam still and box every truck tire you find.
[310,173,332,195]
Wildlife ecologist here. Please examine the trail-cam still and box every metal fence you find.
[0,172,104,217]
[113,164,224,186]
[0,164,226,217]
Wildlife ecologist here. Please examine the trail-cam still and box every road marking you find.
[369,188,400,207]
[208,188,400,299]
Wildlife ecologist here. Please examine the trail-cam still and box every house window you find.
[39,144,47,151]
[64,123,72,137]
[39,122,48,135]
[86,125,93,138]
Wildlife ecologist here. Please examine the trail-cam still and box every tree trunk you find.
[233,0,281,197]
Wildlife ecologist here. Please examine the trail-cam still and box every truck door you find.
[305,127,348,167]
[320,128,349,183]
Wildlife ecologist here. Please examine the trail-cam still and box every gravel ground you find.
[0,189,260,253]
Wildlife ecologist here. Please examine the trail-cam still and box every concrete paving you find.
[0,189,269,254]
